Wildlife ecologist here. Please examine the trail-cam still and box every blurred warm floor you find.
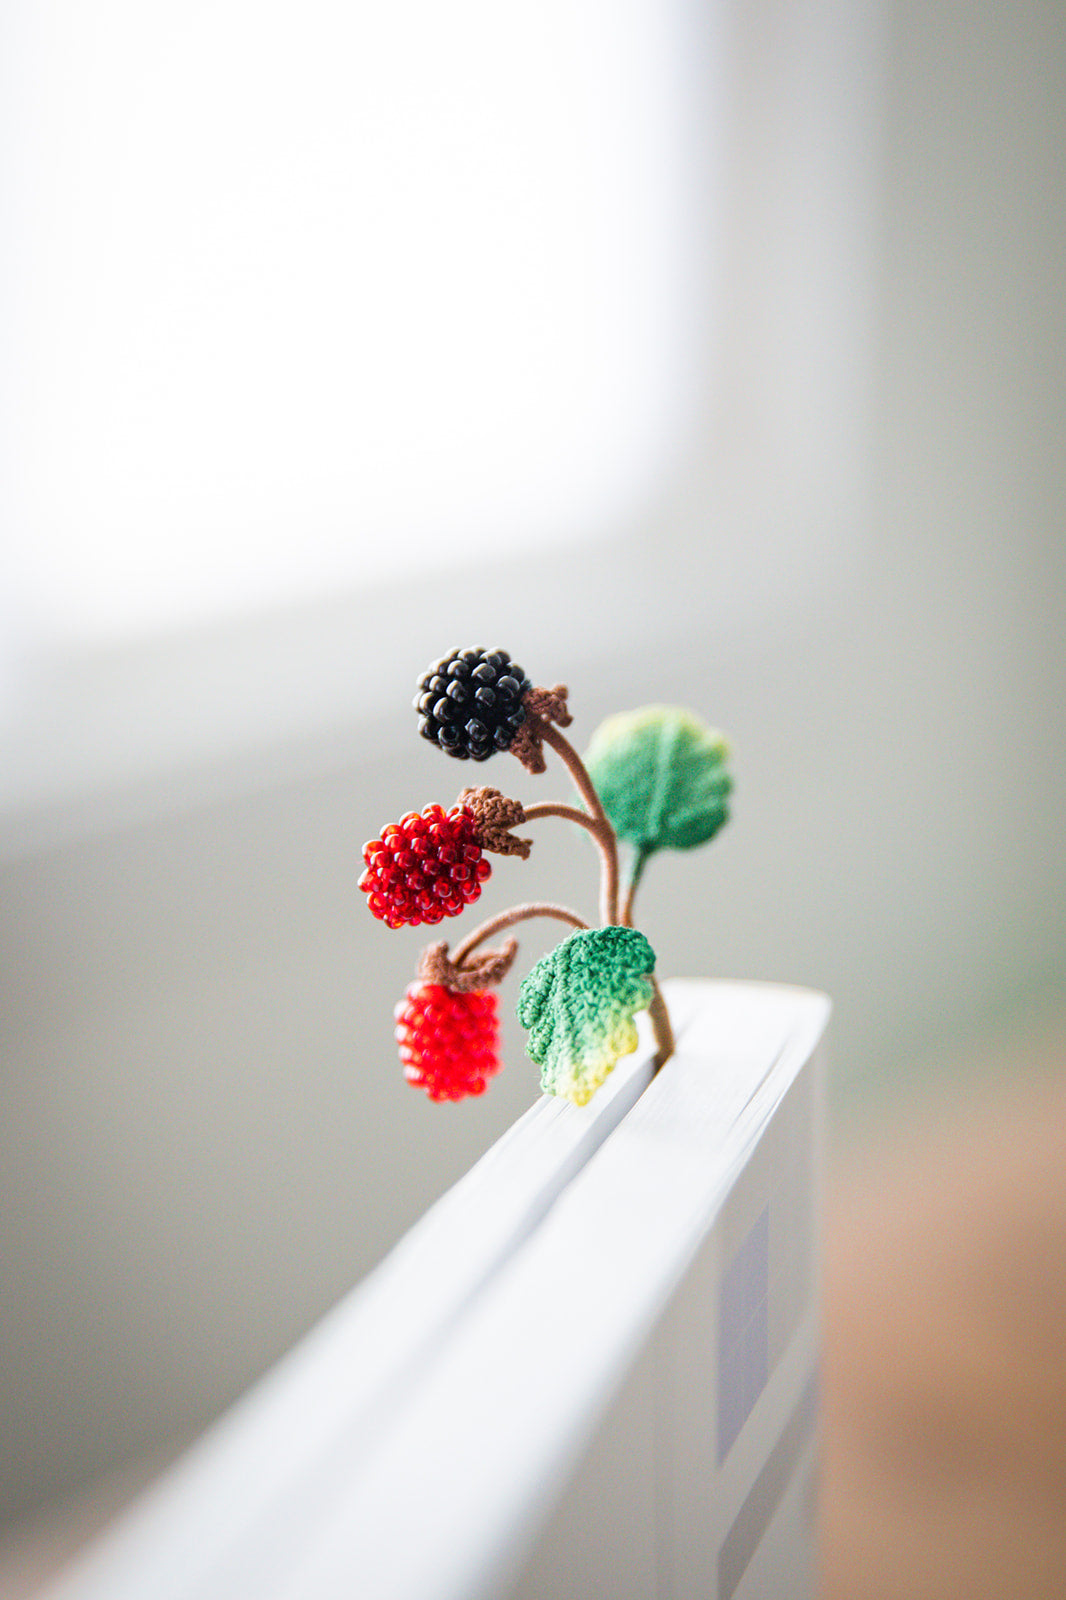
[823,1015,1066,1600]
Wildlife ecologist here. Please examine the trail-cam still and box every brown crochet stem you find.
[451,902,589,968]
[647,976,675,1073]
[521,793,617,857]
[535,720,620,927]
[523,799,619,930]
[522,800,608,837]
[520,725,672,1063]
[458,706,671,1075]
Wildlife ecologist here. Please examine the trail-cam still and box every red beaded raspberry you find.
[359,804,492,929]
[395,982,502,1101]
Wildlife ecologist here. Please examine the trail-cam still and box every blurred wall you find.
[2,0,1065,1532]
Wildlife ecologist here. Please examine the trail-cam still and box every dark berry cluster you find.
[395,982,501,1101]
[359,805,491,929]
[415,647,532,761]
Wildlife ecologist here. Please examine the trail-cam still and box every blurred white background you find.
[2,0,1064,1545]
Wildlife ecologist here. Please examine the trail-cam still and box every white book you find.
[40,980,829,1600]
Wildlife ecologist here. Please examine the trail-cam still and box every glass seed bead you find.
[361,801,490,927]
[414,647,531,760]
[395,981,502,1101]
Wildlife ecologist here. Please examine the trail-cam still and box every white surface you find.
[0,0,706,644]
[39,981,827,1600]
[34,985,702,1600]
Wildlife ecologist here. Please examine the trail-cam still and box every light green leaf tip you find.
[517,927,656,1106]
[584,705,732,856]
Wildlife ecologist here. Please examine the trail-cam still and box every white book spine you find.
[40,982,828,1600]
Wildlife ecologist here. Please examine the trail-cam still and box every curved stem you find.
[522,800,601,834]
[648,977,675,1073]
[451,901,589,968]
[536,720,607,823]
[536,721,620,926]
[523,800,619,914]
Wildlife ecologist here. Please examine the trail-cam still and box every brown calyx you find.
[458,786,532,858]
[418,936,519,993]
[511,685,572,775]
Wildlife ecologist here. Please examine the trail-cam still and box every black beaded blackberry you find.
[414,647,532,761]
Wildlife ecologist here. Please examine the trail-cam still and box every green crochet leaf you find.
[584,705,731,857]
[517,927,656,1106]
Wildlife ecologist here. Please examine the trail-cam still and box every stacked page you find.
[42,980,828,1600]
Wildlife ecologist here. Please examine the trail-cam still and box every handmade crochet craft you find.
[360,647,732,1105]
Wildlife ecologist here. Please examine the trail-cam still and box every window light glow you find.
[1,1,707,642]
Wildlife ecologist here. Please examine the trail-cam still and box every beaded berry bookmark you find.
[359,647,732,1105]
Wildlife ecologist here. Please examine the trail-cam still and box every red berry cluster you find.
[359,804,491,929]
[395,982,502,1101]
